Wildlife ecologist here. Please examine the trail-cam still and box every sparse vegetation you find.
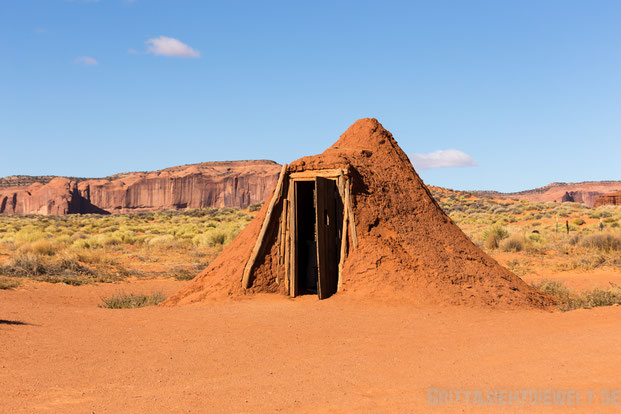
[0,207,255,284]
[430,187,621,274]
[500,235,524,252]
[482,225,509,249]
[0,276,20,289]
[99,291,166,309]
[532,280,621,311]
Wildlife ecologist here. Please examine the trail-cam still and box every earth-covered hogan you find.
[165,119,554,308]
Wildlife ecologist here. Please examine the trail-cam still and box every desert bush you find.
[556,253,608,271]
[533,280,621,311]
[170,266,196,281]
[481,225,509,249]
[0,276,20,289]
[55,251,86,272]
[572,218,585,226]
[14,228,46,244]
[580,233,621,252]
[531,280,572,307]
[99,291,166,309]
[248,202,263,212]
[25,239,61,256]
[1,251,47,276]
[501,235,524,252]
[568,234,582,246]
[208,231,227,246]
[146,234,176,246]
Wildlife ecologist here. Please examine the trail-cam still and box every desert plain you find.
[1,191,621,413]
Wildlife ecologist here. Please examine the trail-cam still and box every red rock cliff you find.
[594,191,621,207]
[0,160,281,215]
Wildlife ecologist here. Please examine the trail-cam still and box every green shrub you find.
[482,225,509,249]
[26,239,60,256]
[572,218,585,226]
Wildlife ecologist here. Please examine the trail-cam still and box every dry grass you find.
[0,276,20,290]
[99,291,166,309]
[532,280,621,311]
[0,208,254,284]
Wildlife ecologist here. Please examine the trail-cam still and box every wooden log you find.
[338,198,349,292]
[345,178,358,248]
[241,164,287,289]
[289,169,346,180]
[279,198,288,264]
[277,197,288,287]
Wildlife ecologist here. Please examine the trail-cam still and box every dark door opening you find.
[294,181,318,294]
[293,178,343,299]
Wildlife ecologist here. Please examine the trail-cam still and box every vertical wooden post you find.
[287,179,296,296]
[345,178,358,248]
[280,197,288,288]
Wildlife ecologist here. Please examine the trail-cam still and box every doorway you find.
[292,177,343,299]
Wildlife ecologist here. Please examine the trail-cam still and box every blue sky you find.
[1,0,620,192]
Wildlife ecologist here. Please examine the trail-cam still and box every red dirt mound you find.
[164,118,554,309]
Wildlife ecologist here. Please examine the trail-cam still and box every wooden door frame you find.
[286,169,351,298]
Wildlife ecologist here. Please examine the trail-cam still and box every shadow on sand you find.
[0,319,31,326]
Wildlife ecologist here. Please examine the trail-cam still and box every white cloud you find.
[74,56,99,66]
[146,36,200,58]
[410,149,478,169]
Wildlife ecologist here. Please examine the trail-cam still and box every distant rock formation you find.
[0,160,281,215]
[560,191,605,206]
[473,181,621,207]
[594,191,621,207]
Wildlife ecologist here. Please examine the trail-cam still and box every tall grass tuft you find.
[482,225,509,249]
[580,233,621,252]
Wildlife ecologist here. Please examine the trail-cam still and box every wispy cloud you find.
[146,36,200,58]
[74,56,99,66]
[410,149,478,169]
[35,28,47,34]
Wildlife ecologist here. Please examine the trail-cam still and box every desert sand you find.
[2,277,621,413]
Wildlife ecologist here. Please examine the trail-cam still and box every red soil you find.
[1,279,620,413]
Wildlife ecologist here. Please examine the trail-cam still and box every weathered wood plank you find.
[241,164,287,289]
[288,180,297,297]
[345,178,358,248]
[289,169,346,180]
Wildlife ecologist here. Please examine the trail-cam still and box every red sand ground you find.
[2,278,621,413]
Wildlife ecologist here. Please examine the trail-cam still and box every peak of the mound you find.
[330,118,393,151]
